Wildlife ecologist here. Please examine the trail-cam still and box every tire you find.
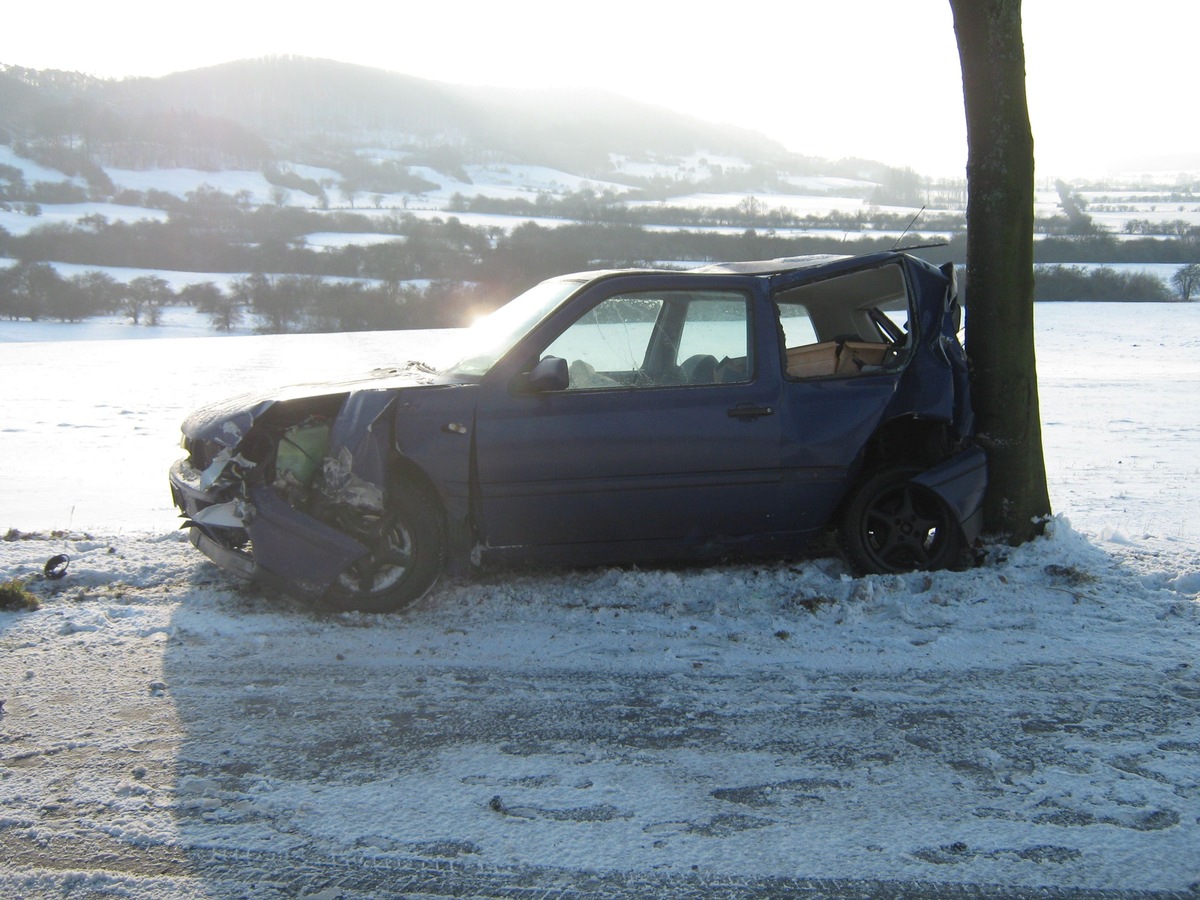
[839,465,964,575]
[322,480,445,613]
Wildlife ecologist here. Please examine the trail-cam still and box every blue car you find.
[170,250,985,612]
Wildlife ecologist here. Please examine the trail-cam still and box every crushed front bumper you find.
[169,458,370,600]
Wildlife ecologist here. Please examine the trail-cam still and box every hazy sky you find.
[4,1,1194,178]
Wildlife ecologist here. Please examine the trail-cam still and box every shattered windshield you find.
[439,278,584,377]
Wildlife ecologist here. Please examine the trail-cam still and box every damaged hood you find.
[181,362,447,448]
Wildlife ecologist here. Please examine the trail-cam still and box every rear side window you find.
[777,302,818,347]
[774,264,911,380]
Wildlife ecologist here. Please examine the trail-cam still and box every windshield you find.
[438,278,585,377]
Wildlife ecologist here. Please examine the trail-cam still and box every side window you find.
[542,290,750,390]
[544,295,662,389]
[777,301,841,379]
[778,302,817,347]
[674,294,751,385]
[775,266,910,380]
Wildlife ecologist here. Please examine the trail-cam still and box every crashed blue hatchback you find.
[170,251,986,612]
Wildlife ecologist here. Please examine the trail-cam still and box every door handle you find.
[727,404,775,420]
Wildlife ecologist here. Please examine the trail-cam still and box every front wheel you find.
[839,465,964,575]
[322,481,445,613]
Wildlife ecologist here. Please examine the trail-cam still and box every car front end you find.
[169,367,445,603]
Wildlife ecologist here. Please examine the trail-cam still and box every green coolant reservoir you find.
[275,421,330,485]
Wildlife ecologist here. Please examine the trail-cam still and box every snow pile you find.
[5,515,1195,677]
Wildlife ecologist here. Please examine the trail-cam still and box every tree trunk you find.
[949,0,1051,542]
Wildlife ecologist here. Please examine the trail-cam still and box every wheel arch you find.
[390,452,476,575]
[837,461,968,575]
[317,455,451,614]
[861,415,958,470]
[389,455,448,530]
[829,415,965,563]
[390,453,437,496]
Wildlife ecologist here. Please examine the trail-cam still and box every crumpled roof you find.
[691,254,850,275]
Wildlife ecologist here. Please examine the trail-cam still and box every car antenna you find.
[891,206,926,251]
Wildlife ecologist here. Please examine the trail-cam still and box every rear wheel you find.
[840,465,964,574]
[322,481,445,613]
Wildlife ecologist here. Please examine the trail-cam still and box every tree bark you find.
[949,0,1051,542]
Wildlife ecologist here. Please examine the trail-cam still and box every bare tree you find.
[1172,263,1200,301]
[949,0,1051,543]
[126,275,174,326]
[737,195,763,223]
[181,281,242,331]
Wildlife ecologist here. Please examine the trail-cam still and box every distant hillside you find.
[0,57,793,177]
[132,58,787,169]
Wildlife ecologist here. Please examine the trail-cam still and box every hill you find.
[1,56,820,181]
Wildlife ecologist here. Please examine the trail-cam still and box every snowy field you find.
[2,303,1196,540]
[1,304,1199,898]
[5,144,1199,266]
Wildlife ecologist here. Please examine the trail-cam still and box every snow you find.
[0,304,258,343]
[0,257,256,301]
[337,163,640,213]
[105,166,324,208]
[462,163,633,197]
[1034,187,1200,234]
[0,144,81,185]
[2,300,1195,540]
[5,142,1195,265]
[302,231,407,251]
[783,176,881,194]
[280,162,342,184]
[1089,207,1200,232]
[308,206,577,234]
[1,301,1198,895]
[0,326,455,529]
[630,192,869,216]
[404,208,573,232]
[609,152,753,181]
[0,202,169,237]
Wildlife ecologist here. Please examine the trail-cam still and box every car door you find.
[472,278,784,551]
[768,259,917,533]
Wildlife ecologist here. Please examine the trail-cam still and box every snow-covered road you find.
[2,523,1198,898]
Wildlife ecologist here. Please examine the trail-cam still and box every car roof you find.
[693,250,910,278]
[690,254,851,275]
[556,251,908,285]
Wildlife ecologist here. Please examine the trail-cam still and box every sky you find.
[3,1,1196,178]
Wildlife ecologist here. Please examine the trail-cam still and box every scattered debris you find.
[44,554,69,580]
[4,528,93,542]
[1044,563,1098,586]
[791,594,837,614]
